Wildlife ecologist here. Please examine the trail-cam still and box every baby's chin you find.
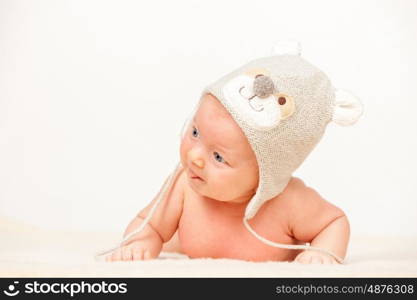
[189,181,253,204]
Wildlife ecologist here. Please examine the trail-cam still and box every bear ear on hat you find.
[332,89,363,126]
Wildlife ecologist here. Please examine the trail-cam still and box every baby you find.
[102,44,362,264]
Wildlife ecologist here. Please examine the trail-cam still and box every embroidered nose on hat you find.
[253,75,275,98]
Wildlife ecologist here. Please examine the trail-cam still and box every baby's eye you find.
[191,126,199,138]
[213,151,226,164]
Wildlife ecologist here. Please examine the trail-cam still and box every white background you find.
[1,0,416,236]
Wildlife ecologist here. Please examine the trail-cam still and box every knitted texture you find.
[203,54,335,219]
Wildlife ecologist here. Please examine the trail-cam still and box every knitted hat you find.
[202,42,363,219]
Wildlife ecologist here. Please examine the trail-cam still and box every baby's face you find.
[180,93,259,204]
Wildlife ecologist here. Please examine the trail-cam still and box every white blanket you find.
[1,216,416,277]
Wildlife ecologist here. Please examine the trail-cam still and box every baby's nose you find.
[188,146,205,168]
[192,158,205,168]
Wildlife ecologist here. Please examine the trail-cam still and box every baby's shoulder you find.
[268,177,326,211]
[285,177,307,193]
[274,177,309,201]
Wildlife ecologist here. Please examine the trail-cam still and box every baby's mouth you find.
[188,169,204,181]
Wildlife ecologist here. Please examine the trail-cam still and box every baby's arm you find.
[287,178,350,264]
[106,168,186,262]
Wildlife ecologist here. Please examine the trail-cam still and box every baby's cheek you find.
[211,170,242,199]
[179,139,190,160]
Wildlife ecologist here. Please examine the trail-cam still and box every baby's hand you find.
[294,250,338,264]
[105,240,158,262]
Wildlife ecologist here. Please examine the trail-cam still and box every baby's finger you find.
[296,253,311,264]
[330,257,339,265]
[111,248,123,261]
[132,248,144,261]
[311,256,323,264]
[321,255,332,265]
[143,250,152,260]
[294,255,302,263]
[122,246,133,261]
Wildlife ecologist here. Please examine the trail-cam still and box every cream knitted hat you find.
[203,42,363,219]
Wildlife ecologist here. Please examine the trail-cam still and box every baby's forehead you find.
[194,94,252,154]
[197,93,232,120]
